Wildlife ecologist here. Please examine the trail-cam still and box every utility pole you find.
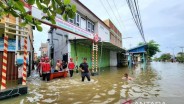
[180,46,184,53]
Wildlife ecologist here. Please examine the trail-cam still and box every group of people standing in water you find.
[37,57,91,82]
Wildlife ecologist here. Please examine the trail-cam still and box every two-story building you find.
[47,0,125,68]
[104,19,124,66]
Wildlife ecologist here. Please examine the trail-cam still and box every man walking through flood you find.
[79,58,91,82]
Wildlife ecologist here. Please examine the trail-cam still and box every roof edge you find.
[76,0,110,29]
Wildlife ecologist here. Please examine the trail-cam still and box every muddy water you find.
[1,62,184,104]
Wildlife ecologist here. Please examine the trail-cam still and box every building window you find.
[75,13,80,26]
[87,20,94,33]
[88,21,91,32]
[91,23,94,32]
[69,18,74,24]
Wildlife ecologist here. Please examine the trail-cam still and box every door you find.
[63,53,68,63]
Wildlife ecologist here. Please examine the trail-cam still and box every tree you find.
[0,0,76,31]
[139,40,160,58]
[159,53,171,62]
[176,52,184,63]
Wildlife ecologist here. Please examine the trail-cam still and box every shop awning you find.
[69,39,126,52]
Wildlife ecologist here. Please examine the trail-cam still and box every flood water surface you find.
[1,62,184,104]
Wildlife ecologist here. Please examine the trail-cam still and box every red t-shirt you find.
[68,62,75,70]
[42,62,51,72]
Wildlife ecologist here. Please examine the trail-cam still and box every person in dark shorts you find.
[79,58,90,82]
[68,58,75,77]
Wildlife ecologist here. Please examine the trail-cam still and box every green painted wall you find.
[70,43,110,69]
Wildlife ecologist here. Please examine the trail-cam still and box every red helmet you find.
[45,57,49,61]
[41,58,45,62]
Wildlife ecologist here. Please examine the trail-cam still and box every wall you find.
[110,51,117,66]
[104,19,122,48]
[48,29,69,64]
[0,52,18,80]
[70,43,110,69]
[97,23,110,42]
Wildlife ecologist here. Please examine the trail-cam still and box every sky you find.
[34,0,184,57]
[33,24,50,56]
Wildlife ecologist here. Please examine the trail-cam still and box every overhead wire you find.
[106,0,124,31]
[126,0,146,43]
[99,0,115,23]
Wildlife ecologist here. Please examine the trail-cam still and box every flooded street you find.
[1,62,184,104]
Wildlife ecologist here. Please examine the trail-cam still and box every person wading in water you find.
[79,58,91,82]
[68,58,75,77]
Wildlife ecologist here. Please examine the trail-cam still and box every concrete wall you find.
[48,29,69,64]
[97,23,110,42]
[110,51,117,66]
[70,43,110,69]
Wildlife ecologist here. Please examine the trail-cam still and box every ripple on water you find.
[42,98,56,103]
[20,99,24,104]
[26,91,44,103]
[73,102,83,104]
[93,95,101,99]
[108,89,116,95]
[101,98,115,103]
[68,98,74,101]
[100,93,106,96]
[121,85,131,89]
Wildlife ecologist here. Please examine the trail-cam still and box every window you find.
[87,21,91,32]
[75,13,80,26]
[87,20,95,32]
[69,18,74,24]
[91,23,94,32]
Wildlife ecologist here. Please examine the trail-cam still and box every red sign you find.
[94,34,99,43]
[21,0,32,10]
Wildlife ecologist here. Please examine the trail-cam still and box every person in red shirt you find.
[68,58,75,77]
[42,57,51,81]
[37,58,45,77]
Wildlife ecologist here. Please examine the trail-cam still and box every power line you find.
[126,0,146,43]
[99,0,115,23]
[134,0,145,41]
[112,0,131,35]
[106,0,123,31]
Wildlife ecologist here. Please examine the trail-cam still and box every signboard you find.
[98,23,110,42]
[94,34,99,42]
[32,7,94,39]
[0,38,16,51]
[56,18,93,39]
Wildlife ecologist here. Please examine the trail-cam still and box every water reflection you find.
[1,62,184,104]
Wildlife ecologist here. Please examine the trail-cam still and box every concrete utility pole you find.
[180,46,184,53]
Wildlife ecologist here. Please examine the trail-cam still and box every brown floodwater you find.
[1,62,184,104]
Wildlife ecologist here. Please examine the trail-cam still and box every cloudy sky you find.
[79,0,184,57]
[34,0,184,57]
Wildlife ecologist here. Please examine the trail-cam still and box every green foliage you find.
[0,0,76,31]
[139,40,160,58]
[27,0,35,5]
[159,53,171,61]
[176,52,184,62]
